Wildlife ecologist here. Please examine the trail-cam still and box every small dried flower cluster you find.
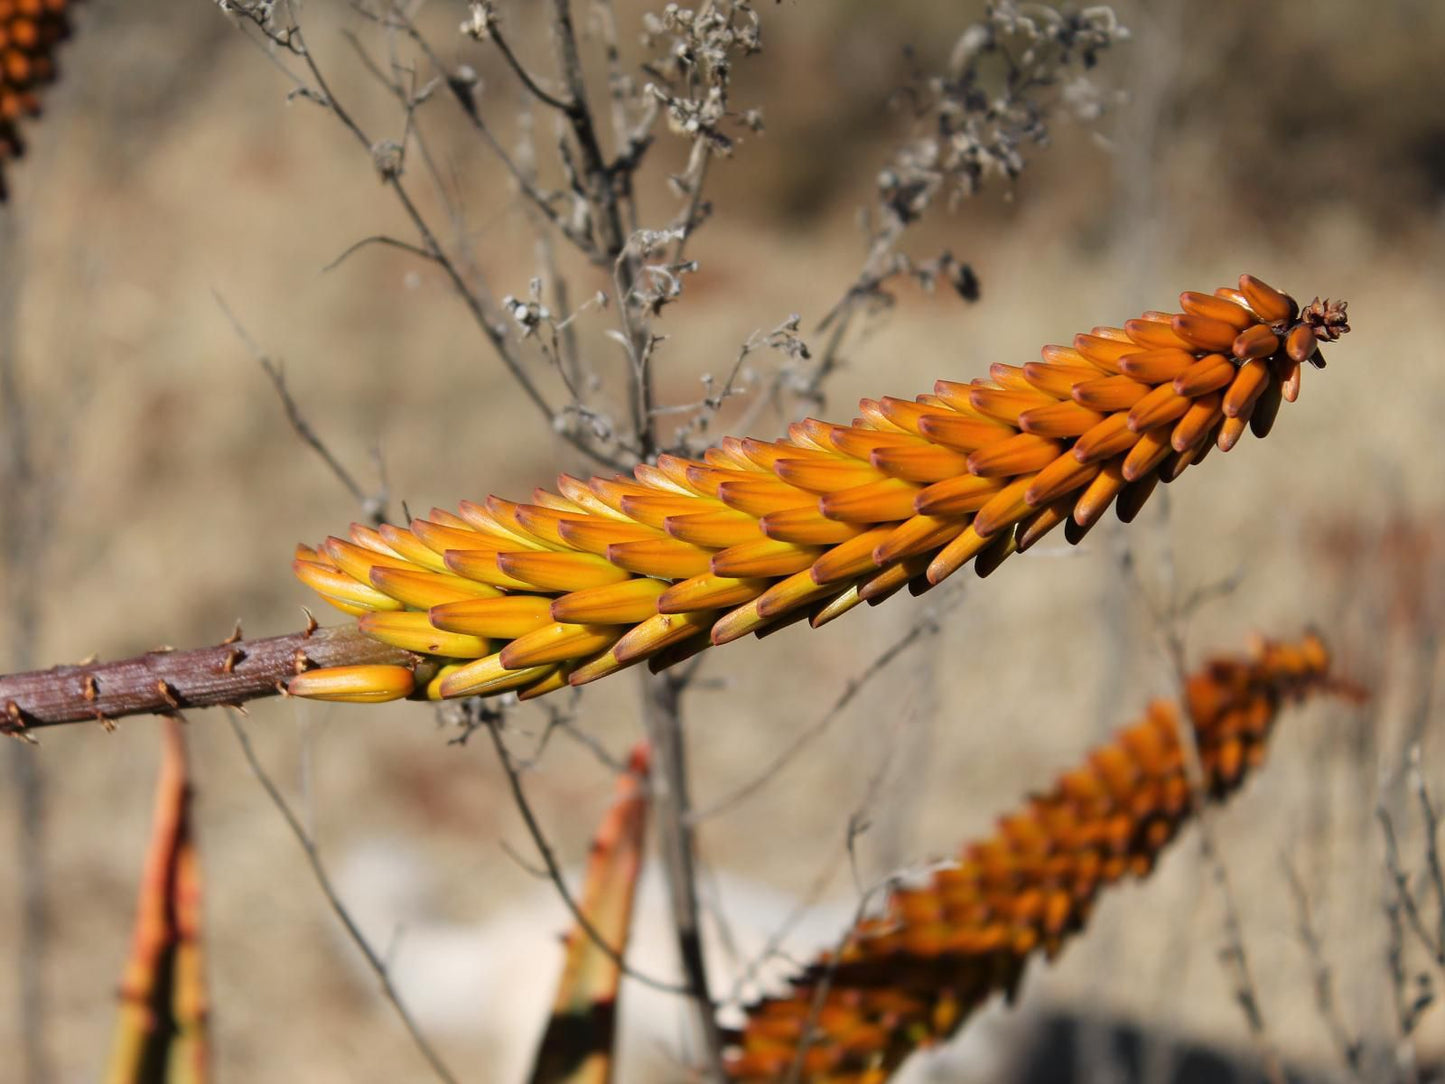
[642,2,762,156]
[286,274,1350,708]
[724,633,1345,1082]
[878,1,1127,225]
[0,0,77,199]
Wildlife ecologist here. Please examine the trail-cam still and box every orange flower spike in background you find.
[0,0,80,200]
[526,742,651,1084]
[290,276,1352,706]
[105,718,210,1084]
[723,633,1353,1083]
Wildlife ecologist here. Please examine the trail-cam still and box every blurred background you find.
[1,0,1443,1080]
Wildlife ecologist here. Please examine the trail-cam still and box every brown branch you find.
[641,671,726,1080]
[0,625,415,733]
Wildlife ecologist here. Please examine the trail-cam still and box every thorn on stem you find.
[156,680,183,711]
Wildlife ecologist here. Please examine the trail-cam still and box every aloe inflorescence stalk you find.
[724,633,1350,1083]
[290,275,1351,706]
[0,0,78,200]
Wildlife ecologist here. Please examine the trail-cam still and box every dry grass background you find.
[1,1,1443,1081]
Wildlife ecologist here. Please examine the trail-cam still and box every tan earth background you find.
[2,1,1444,1081]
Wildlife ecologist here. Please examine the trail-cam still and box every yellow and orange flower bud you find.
[723,633,1350,1083]
[290,276,1352,706]
[286,664,417,704]
[0,0,79,200]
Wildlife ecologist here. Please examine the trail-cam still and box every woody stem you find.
[0,625,413,733]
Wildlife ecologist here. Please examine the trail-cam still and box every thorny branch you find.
[0,625,416,732]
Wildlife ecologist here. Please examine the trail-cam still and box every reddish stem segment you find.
[0,626,414,732]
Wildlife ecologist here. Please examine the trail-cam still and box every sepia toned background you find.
[2,1,1444,1080]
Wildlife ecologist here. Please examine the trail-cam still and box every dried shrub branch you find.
[225,707,461,1084]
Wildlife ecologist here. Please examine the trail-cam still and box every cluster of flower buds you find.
[0,0,77,199]
[724,633,1347,1082]
[289,275,1351,707]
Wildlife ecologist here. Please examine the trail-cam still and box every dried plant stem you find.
[481,708,688,996]
[546,0,628,260]
[224,709,459,1084]
[641,671,726,1081]
[1283,856,1365,1078]
[1144,574,1287,1084]
[691,615,940,823]
[225,6,628,471]
[0,626,414,733]
[215,293,388,524]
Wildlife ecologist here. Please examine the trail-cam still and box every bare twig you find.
[218,0,631,471]
[477,701,692,997]
[798,3,1124,412]
[322,233,435,272]
[1126,533,1286,1084]
[1378,757,1445,972]
[1409,748,1445,961]
[691,614,940,823]
[225,709,461,1084]
[214,293,388,523]
[782,743,908,1084]
[483,17,573,114]
[1282,855,1365,1078]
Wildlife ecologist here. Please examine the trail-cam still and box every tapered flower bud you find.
[291,276,1352,706]
[0,0,79,200]
[723,633,1351,1082]
[286,664,417,704]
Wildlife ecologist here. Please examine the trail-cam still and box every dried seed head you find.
[1300,296,1350,342]
[291,276,1352,705]
[0,0,80,200]
[724,634,1350,1081]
